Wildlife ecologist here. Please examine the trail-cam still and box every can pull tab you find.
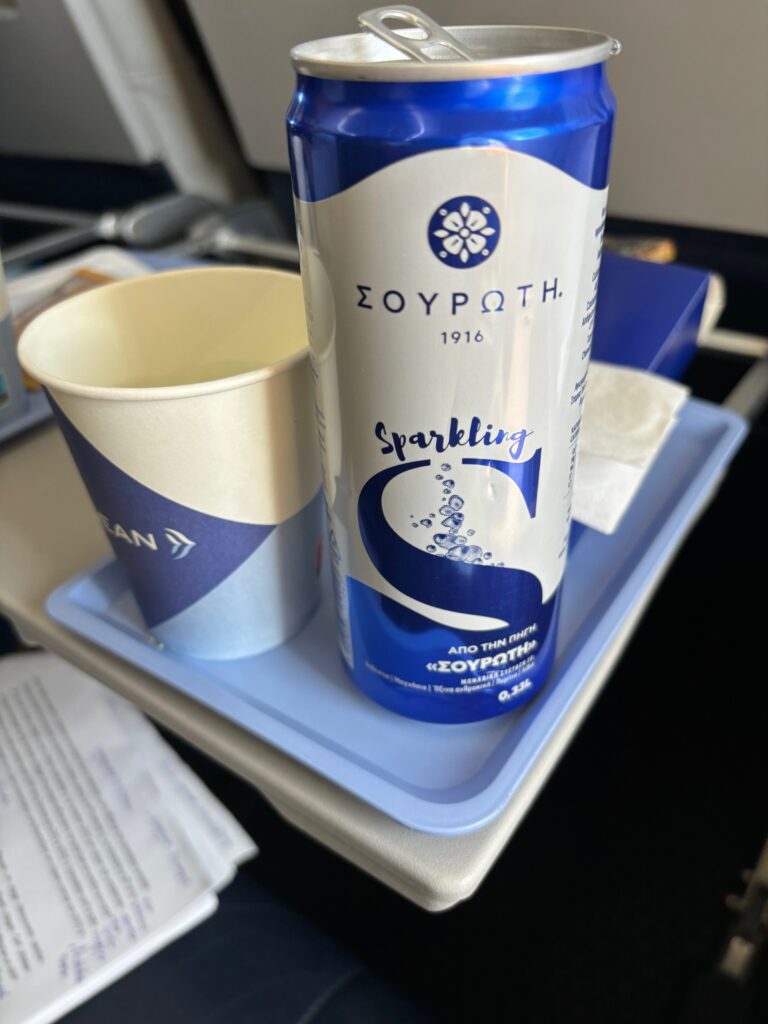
[357,6,476,63]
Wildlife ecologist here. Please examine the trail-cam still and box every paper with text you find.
[0,653,255,1024]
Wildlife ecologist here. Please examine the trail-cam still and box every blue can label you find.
[297,147,607,720]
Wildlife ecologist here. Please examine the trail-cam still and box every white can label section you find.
[297,146,606,689]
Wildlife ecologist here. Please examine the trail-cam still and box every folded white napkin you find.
[572,362,689,534]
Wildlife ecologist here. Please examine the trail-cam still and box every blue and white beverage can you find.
[288,25,619,723]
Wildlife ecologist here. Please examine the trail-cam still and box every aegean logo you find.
[164,528,196,560]
[428,196,500,268]
[99,514,197,560]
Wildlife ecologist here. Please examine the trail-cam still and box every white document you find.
[96,686,257,873]
[0,653,255,1024]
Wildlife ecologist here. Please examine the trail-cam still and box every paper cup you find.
[19,267,323,660]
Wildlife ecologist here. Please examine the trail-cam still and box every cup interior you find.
[19,267,308,394]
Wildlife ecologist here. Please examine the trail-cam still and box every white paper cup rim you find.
[18,266,309,403]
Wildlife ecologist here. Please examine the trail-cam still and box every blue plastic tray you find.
[46,400,746,835]
[0,390,52,444]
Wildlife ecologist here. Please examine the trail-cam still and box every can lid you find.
[291,25,620,81]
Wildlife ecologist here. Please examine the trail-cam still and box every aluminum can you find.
[288,25,618,722]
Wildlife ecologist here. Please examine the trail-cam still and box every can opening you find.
[291,25,620,81]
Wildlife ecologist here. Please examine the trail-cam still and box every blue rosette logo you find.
[428,196,500,268]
